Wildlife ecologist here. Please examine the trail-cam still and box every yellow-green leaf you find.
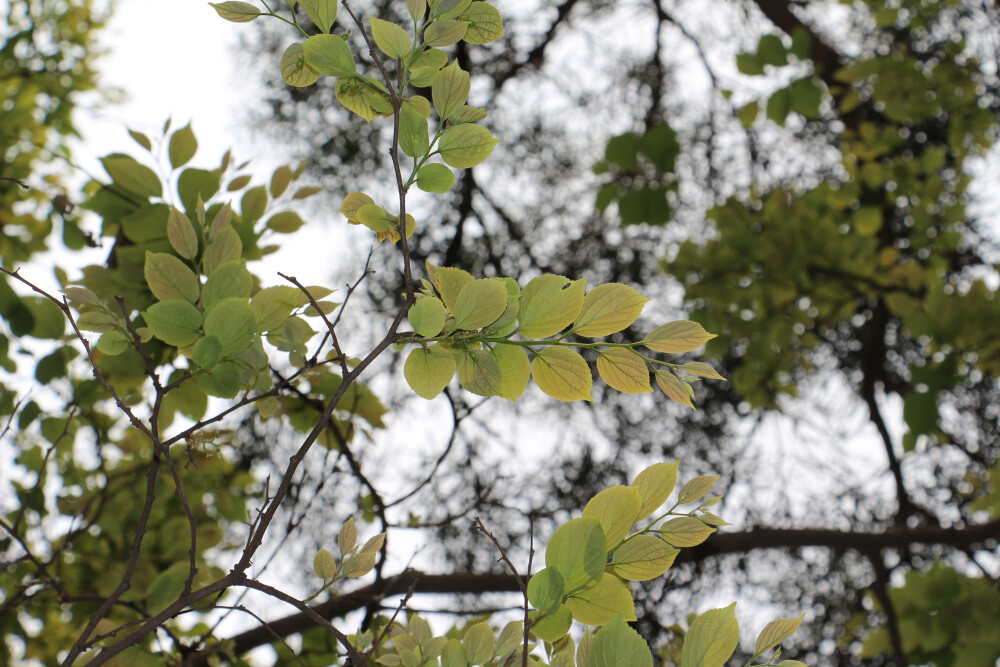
[304,34,356,78]
[424,19,468,47]
[370,17,410,59]
[680,361,726,381]
[493,343,529,400]
[433,266,475,315]
[531,605,572,643]
[582,485,641,546]
[643,320,715,354]
[168,124,197,169]
[565,573,636,626]
[658,516,715,548]
[336,76,392,122]
[299,0,337,32]
[545,517,606,592]
[167,208,199,260]
[408,297,447,337]
[631,461,678,520]
[341,551,376,577]
[459,1,503,45]
[439,124,499,169]
[681,603,739,667]
[340,191,374,223]
[338,517,357,555]
[266,211,305,234]
[463,622,494,665]
[457,349,501,396]
[270,165,293,197]
[453,278,507,330]
[313,548,337,579]
[144,300,202,347]
[655,369,694,409]
[202,260,253,307]
[610,535,679,581]
[416,163,455,193]
[574,283,649,337]
[203,298,257,357]
[404,345,455,400]
[101,154,161,198]
[202,226,243,275]
[518,275,586,338]
[144,252,199,303]
[678,475,719,504]
[281,42,321,87]
[755,613,806,655]
[432,60,470,122]
[596,348,651,394]
[527,566,565,614]
[532,347,592,402]
[210,1,261,22]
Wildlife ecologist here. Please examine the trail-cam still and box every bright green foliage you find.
[682,603,740,667]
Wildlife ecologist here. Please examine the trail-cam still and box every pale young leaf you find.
[655,369,694,409]
[493,343,530,400]
[610,535,679,581]
[166,208,199,260]
[564,573,636,626]
[210,1,261,22]
[582,485,641,546]
[678,475,719,505]
[596,348,651,394]
[658,516,715,548]
[631,461,679,520]
[313,548,337,579]
[370,17,411,59]
[681,603,739,667]
[754,614,806,655]
[517,275,586,339]
[574,283,649,337]
[457,349,502,396]
[680,361,727,381]
[643,320,716,354]
[438,124,499,169]
[532,347,592,402]
[338,517,357,556]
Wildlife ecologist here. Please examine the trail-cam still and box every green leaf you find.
[789,76,823,118]
[202,260,253,307]
[404,345,456,399]
[596,348,651,394]
[631,462,678,520]
[298,0,337,32]
[424,19,468,47]
[266,211,305,233]
[531,605,572,643]
[167,208,199,259]
[853,206,883,236]
[168,123,197,169]
[517,275,586,338]
[643,321,714,354]
[416,163,455,193]
[192,335,222,367]
[202,226,243,275]
[147,562,187,611]
[177,168,220,212]
[458,2,503,44]
[463,622,494,665]
[407,0,427,22]
[766,87,792,126]
[145,252,200,303]
[241,185,268,223]
[304,34,357,77]
[545,517,606,593]
[209,1,261,22]
[574,283,648,337]
[532,347,592,402]
[493,343,530,400]
[736,52,764,76]
[400,106,430,159]
[144,300,202,347]
[588,615,652,667]
[677,475,719,504]
[528,566,565,614]
[610,535,678,581]
[370,17,410,59]
[355,203,394,233]
[582,485,641,546]
[409,297,447,337]
[433,61,470,122]
[757,34,788,67]
[128,127,152,151]
[790,27,811,60]
[738,101,759,128]
[453,278,507,330]
[203,298,257,356]
[340,191,375,223]
[658,516,715,547]
[22,297,65,339]
[565,573,636,626]
[754,613,806,655]
[101,154,161,198]
[681,603,739,667]
[457,349,502,396]
[437,0,473,20]
[439,124,499,169]
[313,548,337,579]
